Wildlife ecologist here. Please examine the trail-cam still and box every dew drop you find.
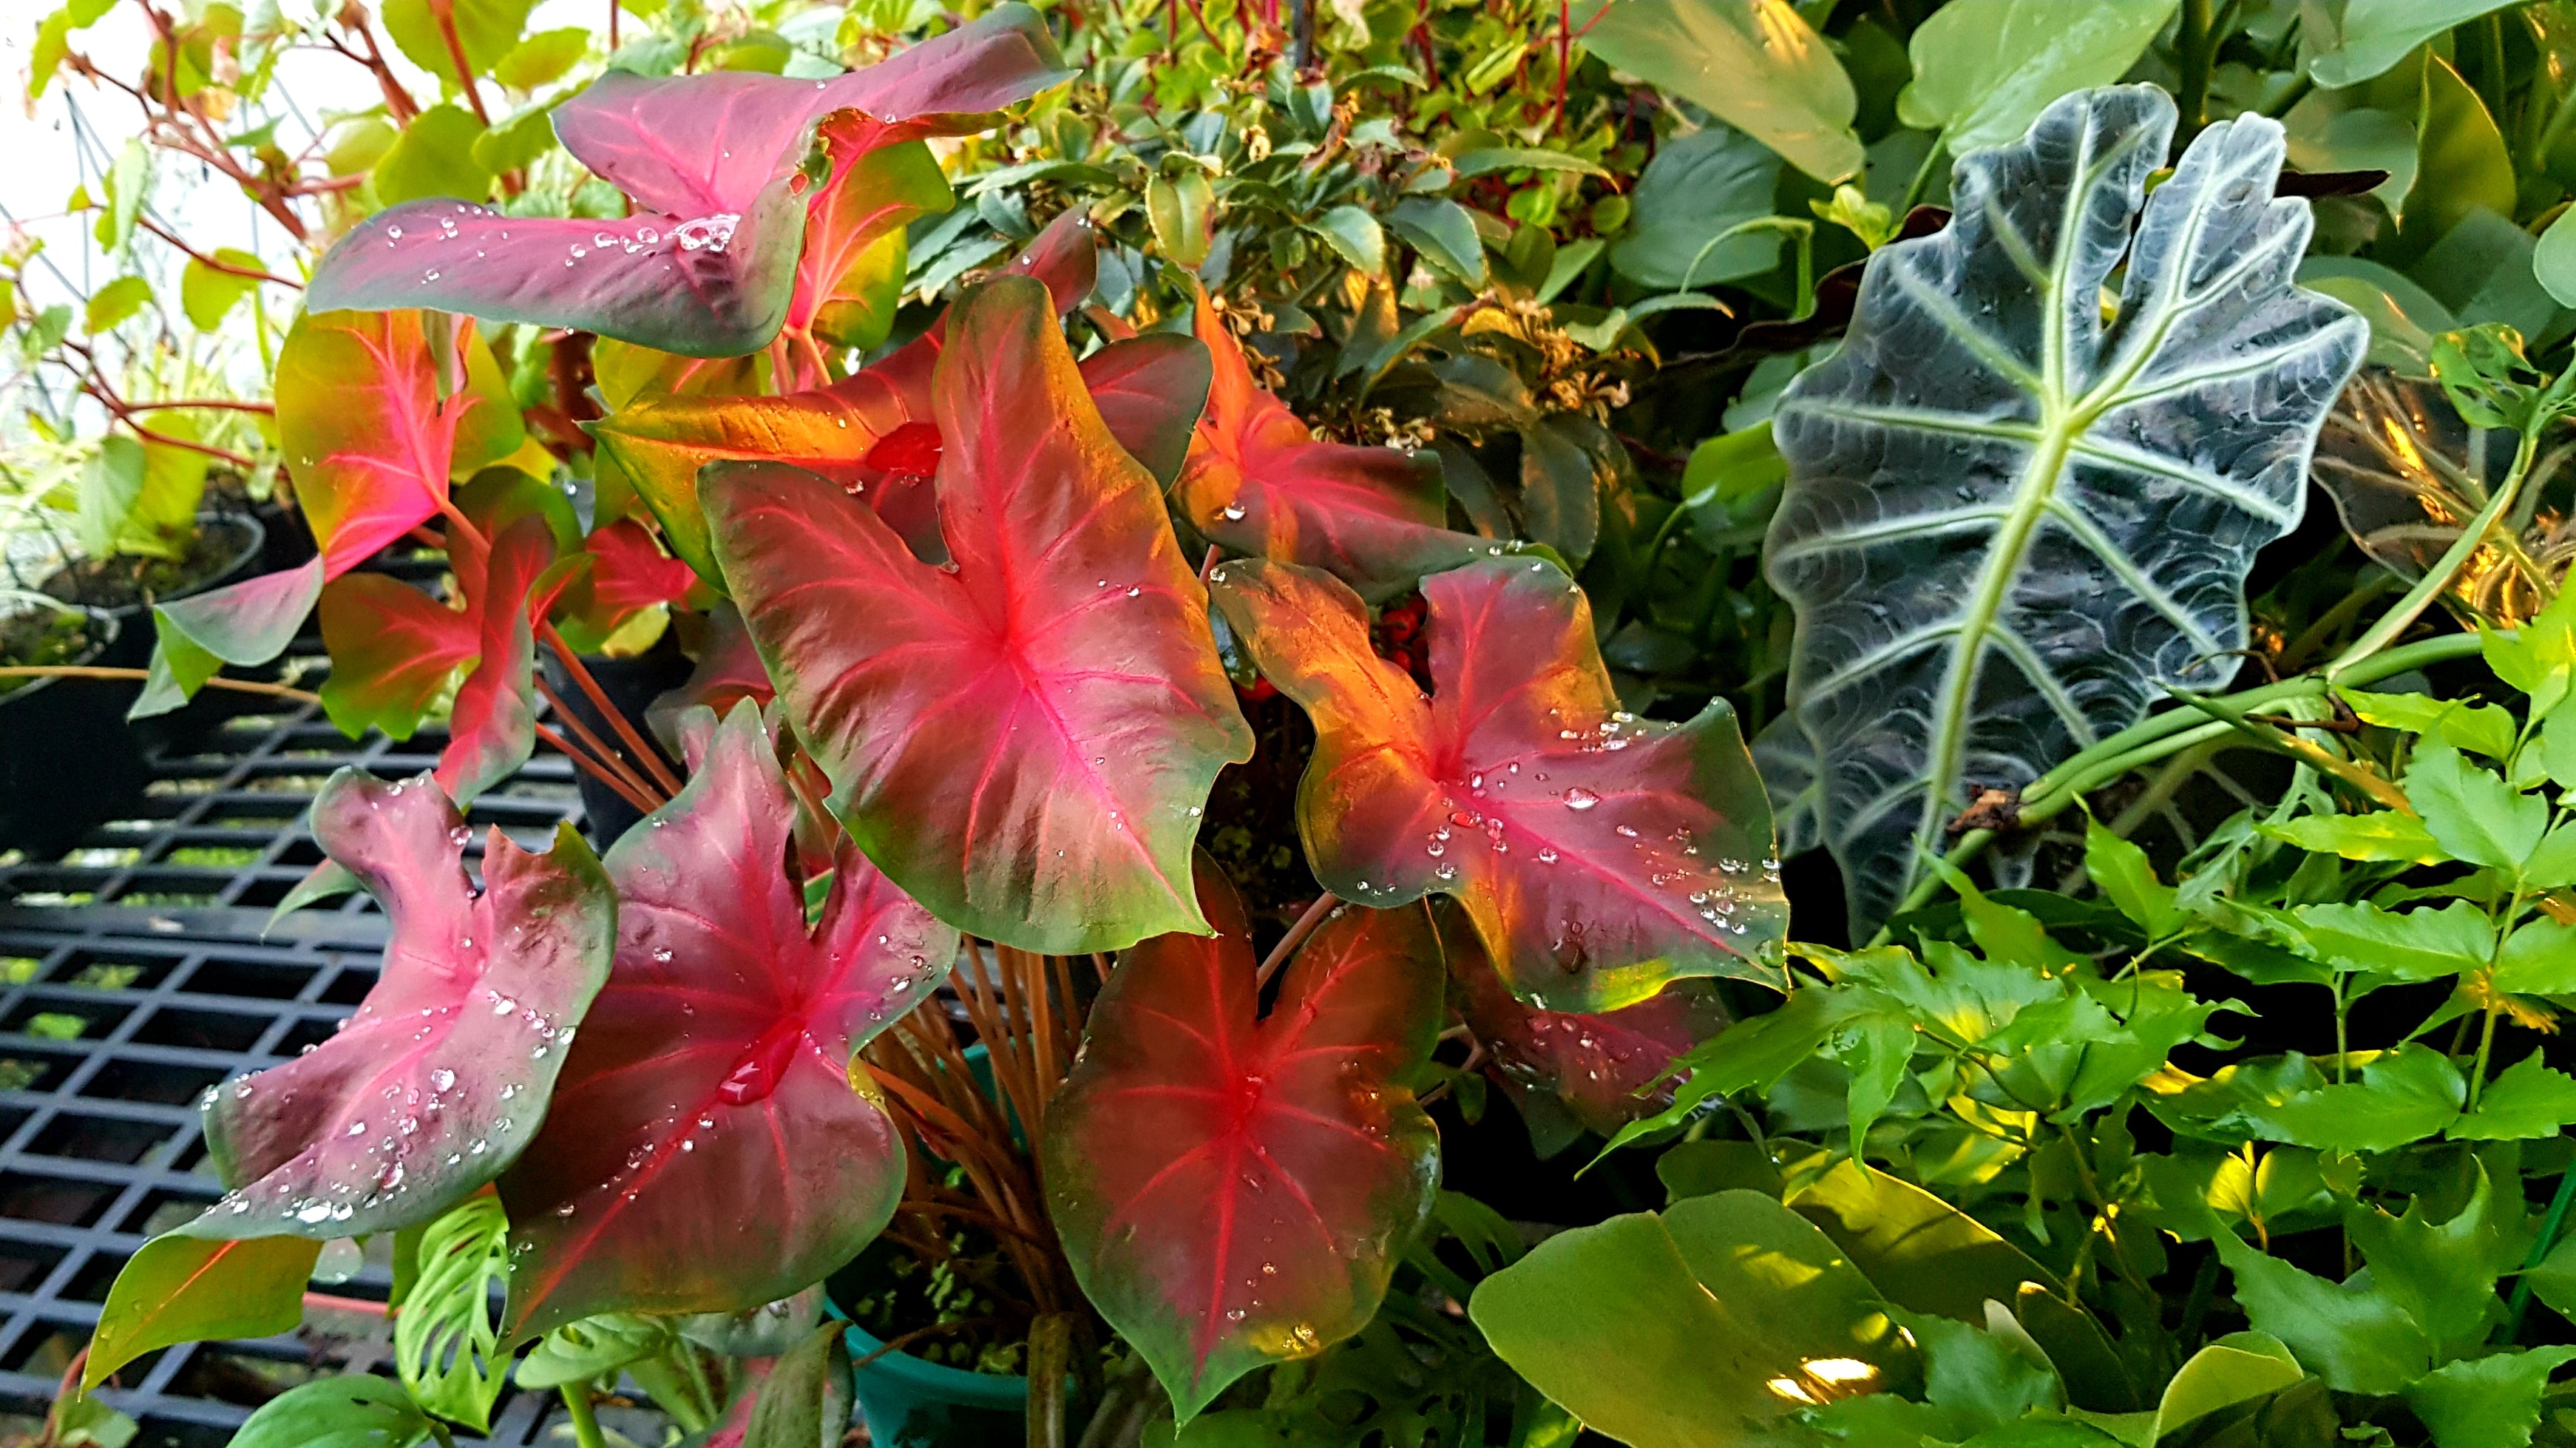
[1562,788,1600,811]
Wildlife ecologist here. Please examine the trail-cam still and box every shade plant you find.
[31,0,2576,1446]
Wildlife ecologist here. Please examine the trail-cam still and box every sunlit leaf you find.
[702,277,1251,953]
[192,771,614,1240]
[1572,0,1860,183]
[1044,859,1444,1423]
[1210,557,1785,1012]
[1896,1,2177,156]
[1767,87,2365,929]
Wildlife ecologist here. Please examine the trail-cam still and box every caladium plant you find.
[1210,556,1787,1012]
[1043,858,1445,1423]
[498,703,954,1336]
[703,276,1254,954]
[305,6,1073,358]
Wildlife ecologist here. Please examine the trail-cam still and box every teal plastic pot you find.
[838,1317,1027,1447]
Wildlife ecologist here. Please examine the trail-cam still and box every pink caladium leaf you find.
[702,275,1252,953]
[783,124,952,351]
[305,7,1070,356]
[498,703,954,1336]
[316,572,478,742]
[563,518,701,642]
[281,308,523,575]
[1207,558,1787,1013]
[1044,858,1443,1424]
[590,210,1102,578]
[440,517,589,807]
[1441,904,1726,1141]
[194,771,614,1239]
[1176,291,1486,602]
[646,603,774,756]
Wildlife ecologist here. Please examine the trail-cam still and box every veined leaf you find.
[1209,558,1786,1013]
[226,1377,441,1448]
[1571,0,1861,183]
[307,7,1070,356]
[393,1192,511,1431]
[1766,87,2365,929]
[1443,904,1727,1138]
[1044,859,1444,1424]
[86,1234,319,1390]
[194,772,614,1240]
[590,211,1102,578]
[702,277,1251,954]
[279,309,521,576]
[1175,289,1486,602]
[498,704,949,1336]
[1896,1,2177,157]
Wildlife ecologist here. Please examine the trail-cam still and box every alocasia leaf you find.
[702,276,1253,953]
[306,6,1070,356]
[1175,291,1487,602]
[193,770,614,1240]
[1443,905,1728,1137]
[1209,558,1785,1013]
[1043,858,1444,1424]
[590,210,1104,578]
[498,704,951,1336]
[1766,86,2365,930]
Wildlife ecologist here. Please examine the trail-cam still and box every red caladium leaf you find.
[195,771,614,1239]
[281,308,523,575]
[784,124,951,354]
[440,517,589,807]
[498,703,954,1336]
[646,603,774,755]
[305,7,1070,356]
[1208,558,1787,1013]
[1044,858,1443,1424]
[591,210,1102,578]
[563,518,701,641]
[1175,292,1485,602]
[315,516,585,808]
[1442,904,1726,1140]
[702,275,1253,953]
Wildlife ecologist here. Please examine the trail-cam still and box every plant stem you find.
[2327,428,2537,677]
[535,723,662,816]
[2177,0,2214,141]
[2506,1164,2576,1342]
[543,625,684,797]
[0,666,322,706]
[1873,630,2495,932]
[560,1387,607,1448]
[1897,139,1945,216]
[2467,1004,2501,1112]
[1256,891,1340,988]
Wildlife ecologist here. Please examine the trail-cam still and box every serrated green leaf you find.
[2288,899,2492,981]
[2339,689,2518,757]
[2212,1231,2427,1395]
[2405,742,2548,873]
[2084,817,2181,938]
[2403,1345,2576,1448]
[2495,918,2576,995]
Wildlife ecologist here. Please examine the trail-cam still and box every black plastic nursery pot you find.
[0,612,152,864]
[540,632,691,849]
[38,512,267,674]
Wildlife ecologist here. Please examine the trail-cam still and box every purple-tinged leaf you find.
[1045,859,1443,1424]
[1176,291,1485,601]
[498,703,953,1336]
[1208,558,1786,1013]
[1443,905,1726,1139]
[308,7,1070,357]
[702,276,1252,953]
[438,516,589,807]
[196,771,613,1239]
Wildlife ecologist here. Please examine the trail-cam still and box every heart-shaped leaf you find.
[497,703,954,1337]
[195,771,614,1240]
[589,211,1104,578]
[305,7,1070,356]
[702,277,1253,953]
[1043,859,1444,1424]
[281,308,523,573]
[316,573,477,742]
[1175,291,1486,602]
[85,1233,319,1390]
[441,516,588,807]
[1766,86,2365,930]
[1442,904,1728,1137]
[1210,558,1785,1013]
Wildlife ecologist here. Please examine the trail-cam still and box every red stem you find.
[1255,891,1339,989]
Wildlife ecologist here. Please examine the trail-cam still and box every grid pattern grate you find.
[0,659,654,1444]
